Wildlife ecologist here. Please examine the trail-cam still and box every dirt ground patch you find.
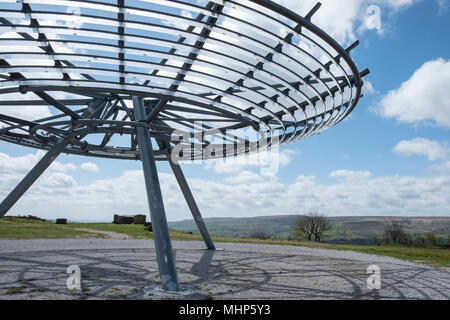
[65,227,132,240]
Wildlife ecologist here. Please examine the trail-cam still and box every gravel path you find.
[0,239,448,300]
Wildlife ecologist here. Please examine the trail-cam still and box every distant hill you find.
[168,216,450,245]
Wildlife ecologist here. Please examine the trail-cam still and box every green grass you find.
[2,217,49,224]
[283,241,450,268]
[69,222,152,239]
[1,217,449,268]
[0,217,106,239]
[67,222,203,240]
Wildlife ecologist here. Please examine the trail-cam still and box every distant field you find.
[0,216,449,268]
[169,215,450,244]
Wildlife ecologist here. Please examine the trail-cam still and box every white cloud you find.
[39,172,77,190]
[80,162,99,172]
[384,0,420,9]
[436,0,448,14]
[362,79,376,95]
[0,93,53,122]
[224,170,265,184]
[393,137,450,173]
[1,150,450,221]
[431,160,450,172]
[330,169,372,180]
[50,161,77,173]
[205,148,299,176]
[393,138,449,161]
[275,0,421,44]
[0,151,77,202]
[376,58,450,128]
[0,151,76,175]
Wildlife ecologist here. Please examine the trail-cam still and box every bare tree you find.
[250,231,272,240]
[425,232,438,246]
[383,219,407,244]
[372,235,381,246]
[294,214,314,241]
[294,212,332,243]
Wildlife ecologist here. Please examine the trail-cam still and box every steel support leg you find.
[133,96,180,292]
[0,138,70,219]
[169,158,216,250]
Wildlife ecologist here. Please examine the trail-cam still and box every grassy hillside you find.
[169,215,450,244]
[0,217,107,239]
[169,215,300,239]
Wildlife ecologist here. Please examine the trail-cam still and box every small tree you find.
[372,235,381,246]
[294,212,332,243]
[250,231,272,240]
[383,219,407,244]
[416,235,426,247]
[294,214,314,241]
[425,232,438,246]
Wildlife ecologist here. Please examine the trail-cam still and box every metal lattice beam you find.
[0,0,369,162]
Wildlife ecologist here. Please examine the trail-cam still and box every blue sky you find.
[0,0,449,221]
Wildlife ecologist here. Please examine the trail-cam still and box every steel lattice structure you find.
[0,0,369,291]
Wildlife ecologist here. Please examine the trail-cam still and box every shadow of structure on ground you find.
[0,240,448,300]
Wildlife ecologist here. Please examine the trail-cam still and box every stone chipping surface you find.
[0,239,448,300]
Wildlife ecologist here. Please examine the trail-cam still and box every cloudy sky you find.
[0,0,449,221]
